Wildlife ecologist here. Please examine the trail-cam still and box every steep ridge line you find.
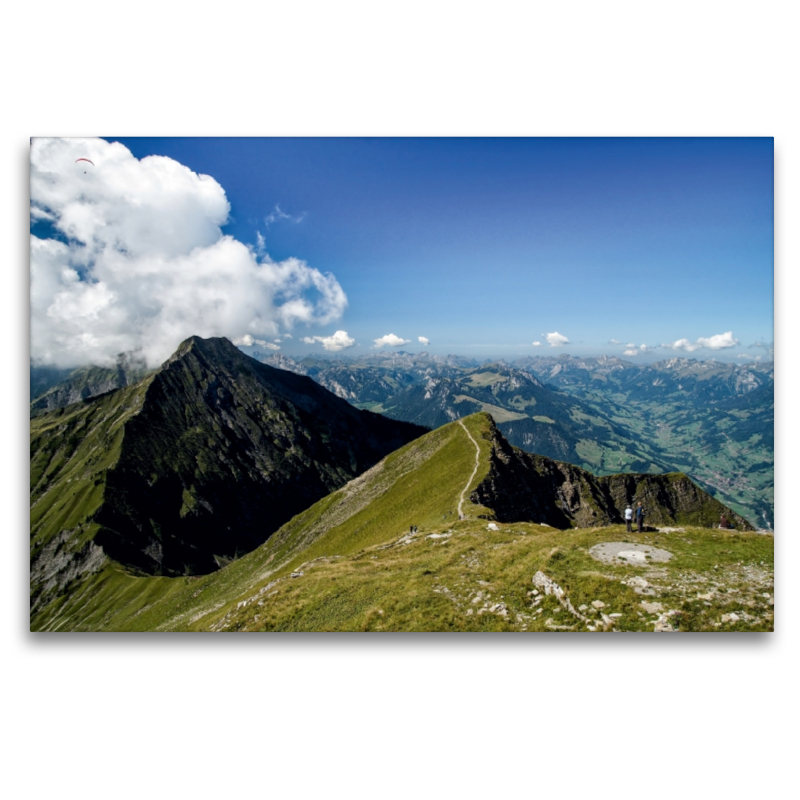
[458,420,481,519]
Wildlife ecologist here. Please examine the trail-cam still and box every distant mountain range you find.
[251,351,773,527]
[30,347,774,528]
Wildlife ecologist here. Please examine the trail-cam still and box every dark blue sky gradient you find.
[109,137,773,360]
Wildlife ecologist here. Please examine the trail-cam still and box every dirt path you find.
[458,420,481,519]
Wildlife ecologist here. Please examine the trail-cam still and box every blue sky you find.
[33,137,774,365]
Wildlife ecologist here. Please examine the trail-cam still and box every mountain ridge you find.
[31,410,757,631]
[30,336,427,612]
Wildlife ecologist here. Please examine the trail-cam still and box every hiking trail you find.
[458,420,481,519]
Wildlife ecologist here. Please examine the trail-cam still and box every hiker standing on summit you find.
[624,504,633,532]
[636,501,645,532]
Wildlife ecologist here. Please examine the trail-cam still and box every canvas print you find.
[29,137,774,632]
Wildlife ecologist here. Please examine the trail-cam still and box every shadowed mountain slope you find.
[30,336,427,609]
[472,416,753,530]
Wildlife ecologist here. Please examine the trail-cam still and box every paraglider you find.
[76,157,94,174]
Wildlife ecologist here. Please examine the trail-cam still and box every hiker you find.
[636,501,645,532]
[624,504,633,532]
[719,514,733,529]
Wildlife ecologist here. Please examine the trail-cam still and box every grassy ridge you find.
[35,519,772,632]
[218,522,773,632]
[30,412,772,632]
[31,413,494,631]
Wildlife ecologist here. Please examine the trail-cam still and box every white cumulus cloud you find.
[374,333,410,348]
[418,336,429,346]
[302,330,356,352]
[697,331,739,350]
[544,331,570,347]
[666,338,702,352]
[232,334,279,350]
[30,137,347,368]
[532,341,541,347]
[623,344,653,357]
[664,331,738,353]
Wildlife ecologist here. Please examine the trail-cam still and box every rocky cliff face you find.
[472,418,753,530]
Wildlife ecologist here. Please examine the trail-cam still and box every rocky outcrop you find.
[29,530,108,615]
[471,417,753,530]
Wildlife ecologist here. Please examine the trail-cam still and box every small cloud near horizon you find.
[418,336,430,346]
[531,341,541,347]
[302,330,356,352]
[544,331,570,347]
[749,340,774,357]
[623,344,654,357]
[664,331,739,352]
[374,333,410,348]
[233,334,279,350]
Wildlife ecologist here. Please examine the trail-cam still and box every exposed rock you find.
[30,530,108,615]
[589,542,673,565]
[471,417,752,530]
[653,609,679,632]
[533,571,589,624]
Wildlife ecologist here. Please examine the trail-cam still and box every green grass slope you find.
[31,412,771,632]
[30,378,155,614]
[31,411,493,631]
[213,521,773,632]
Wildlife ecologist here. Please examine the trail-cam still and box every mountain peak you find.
[166,334,240,365]
[30,334,427,600]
